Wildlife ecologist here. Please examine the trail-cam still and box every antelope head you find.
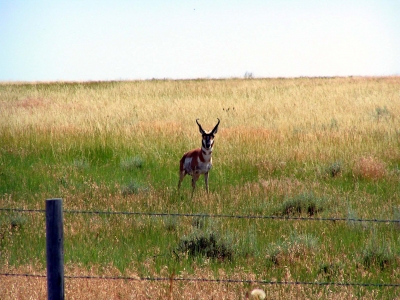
[196,118,220,151]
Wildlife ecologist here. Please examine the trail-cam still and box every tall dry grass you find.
[2,77,399,167]
[0,265,392,299]
[2,77,399,131]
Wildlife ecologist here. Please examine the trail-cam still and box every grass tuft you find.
[352,156,386,180]
[10,215,27,229]
[73,158,90,170]
[362,242,395,270]
[266,231,318,266]
[374,106,390,121]
[120,156,144,170]
[0,214,27,230]
[275,192,325,216]
[318,262,342,281]
[324,161,342,178]
[177,227,234,261]
[163,216,179,232]
[121,180,144,196]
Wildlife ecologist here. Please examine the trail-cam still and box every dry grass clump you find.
[352,156,387,180]
[266,232,319,266]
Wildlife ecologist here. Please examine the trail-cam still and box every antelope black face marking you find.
[202,134,214,150]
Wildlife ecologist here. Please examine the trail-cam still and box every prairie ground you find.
[1,77,400,299]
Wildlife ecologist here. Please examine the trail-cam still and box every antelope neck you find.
[200,146,213,162]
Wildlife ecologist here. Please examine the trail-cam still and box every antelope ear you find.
[196,119,206,135]
[211,118,220,135]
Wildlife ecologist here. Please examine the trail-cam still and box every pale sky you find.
[1,0,399,81]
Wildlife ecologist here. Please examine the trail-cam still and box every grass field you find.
[1,77,400,299]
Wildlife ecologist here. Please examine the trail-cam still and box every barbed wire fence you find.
[1,272,400,288]
[1,204,400,291]
[2,207,400,223]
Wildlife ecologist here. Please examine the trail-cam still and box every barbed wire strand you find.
[0,273,399,287]
[1,207,399,223]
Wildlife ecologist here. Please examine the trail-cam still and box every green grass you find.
[1,77,400,298]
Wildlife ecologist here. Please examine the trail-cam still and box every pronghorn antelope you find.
[178,118,220,196]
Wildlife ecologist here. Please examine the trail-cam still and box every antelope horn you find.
[211,118,220,135]
[196,119,206,135]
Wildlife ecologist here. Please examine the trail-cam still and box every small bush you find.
[352,156,386,180]
[120,156,144,171]
[73,158,90,170]
[375,106,390,121]
[276,192,324,216]
[0,215,27,248]
[177,228,234,261]
[325,161,342,177]
[10,215,27,229]
[318,262,342,281]
[121,180,144,196]
[0,215,27,229]
[164,216,178,232]
[362,244,394,270]
[265,243,283,266]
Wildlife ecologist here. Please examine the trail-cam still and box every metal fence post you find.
[46,198,64,300]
